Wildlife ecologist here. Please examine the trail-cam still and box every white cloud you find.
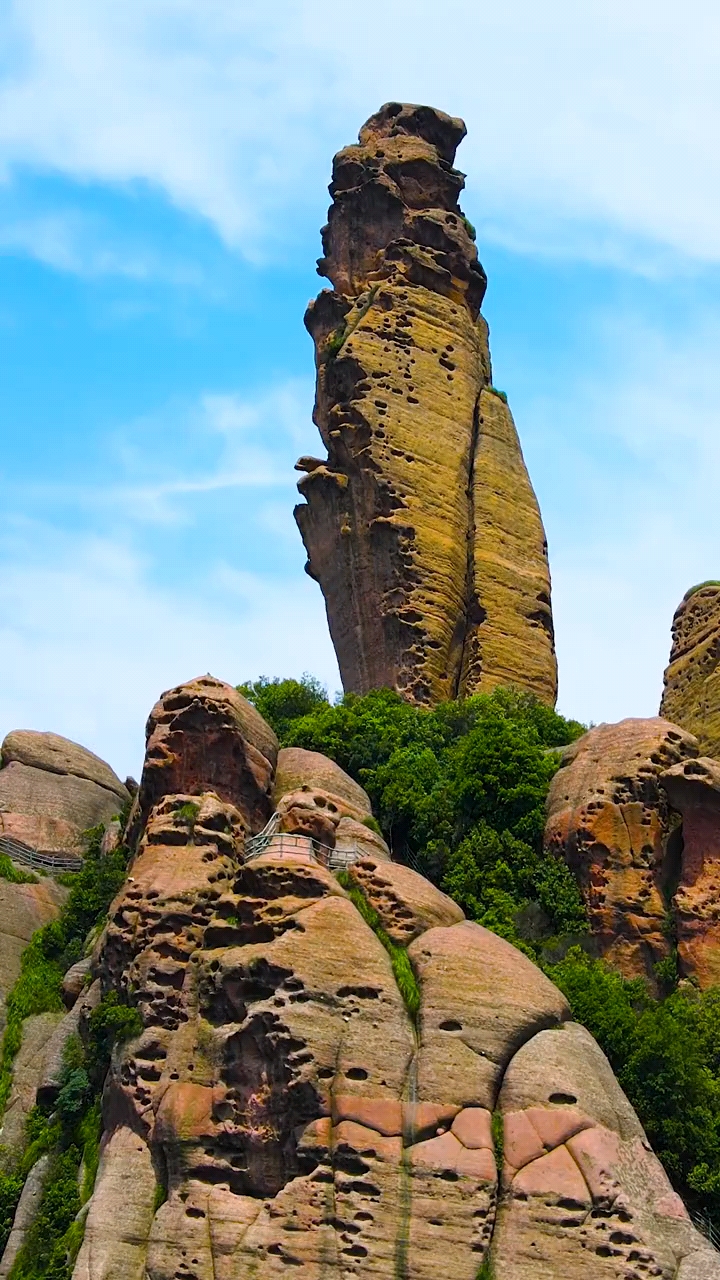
[530,308,720,725]
[1,1,720,264]
[0,521,339,780]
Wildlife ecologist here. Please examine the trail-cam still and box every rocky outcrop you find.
[68,679,713,1277]
[544,718,699,985]
[295,103,557,707]
[661,584,720,756]
[128,674,279,843]
[0,730,129,853]
[494,1022,716,1278]
[660,756,720,988]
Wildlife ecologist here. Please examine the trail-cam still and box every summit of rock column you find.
[295,102,557,706]
[661,583,720,756]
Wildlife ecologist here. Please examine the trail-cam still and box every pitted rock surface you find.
[347,856,463,943]
[129,675,279,841]
[295,102,556,707]
[545,717,698,985]
[661,584,720,757]
[273,747,372,819]
[72,687,713,1277]
[660,756,720,988]
[494,1022,717,1279]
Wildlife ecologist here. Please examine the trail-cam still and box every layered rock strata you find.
[545,718,699,985]
[661,584,720,756]
[0,730,129,853]
[64,678,714,1277]
[295,103,557,706]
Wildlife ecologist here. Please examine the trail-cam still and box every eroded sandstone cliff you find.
[661,584,720,757]
[37,676,711,1278]
[295,102,557,707]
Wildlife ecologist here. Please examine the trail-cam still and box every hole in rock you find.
[346,1067,369,1080]
[548,1092,577,1105]
[439,1020,462,1032]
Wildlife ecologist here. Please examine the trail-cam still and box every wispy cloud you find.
[0,520,339,780]
[1,1,720,266]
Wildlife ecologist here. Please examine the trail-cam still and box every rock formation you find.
[544,718,698,985]
[661,583,720,756]
[659,756,720,989]
[55,677,714,1277]
[295,102,557,707]
[0,729,129,854]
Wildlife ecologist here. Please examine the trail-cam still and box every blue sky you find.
[2,0,720,779]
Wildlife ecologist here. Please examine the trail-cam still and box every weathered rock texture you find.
[545,718,699,985]
[0,877,67,1013]
[295,103,557,706]
[128,674,279,844]
[661,584,720,757]
[0,730,129,852]
[660,756,720,989]
[68,679,713,1277]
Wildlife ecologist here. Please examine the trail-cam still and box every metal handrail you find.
[0,833,83,873]
[244,829,360,871]
[692,1211,720,1251]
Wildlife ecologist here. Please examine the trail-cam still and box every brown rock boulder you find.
[1,731,128,802]
[273,746,372,818]
[347,855,464,943]
[493,1021,716,1279]
[0,730,129,853]
[661,583,720,757]
[660,756,720,988]
[408,920,569,1108]
[131,675,279,839]
[295,103,557,707]
[545,717,698,984]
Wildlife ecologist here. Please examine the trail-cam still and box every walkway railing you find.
[0,833,84,874]
[244,824,360,871]
[692,1212,720,1252]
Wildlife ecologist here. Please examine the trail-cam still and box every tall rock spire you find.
[295,103,557,706]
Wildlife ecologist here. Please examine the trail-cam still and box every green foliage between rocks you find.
[238,674,329,741]
[0,855,38,885]
[488,386,508,404]
[548,947,720,1220]
[243,679,586,953]
[336,870,421,1022]
[0,825,129,1120]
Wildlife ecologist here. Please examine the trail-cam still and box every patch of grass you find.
[0,1169,23,1254]
[152,1181,168,1214]
[336,871,420,1022]
[323,285,379,362]
[491,1110,504,1167]
[0,825,130,1122]
[361,815,382,836]
[0,855,38,885]
[476,1260,494,1280]
[488,386,508,404]
[461,214,477,242]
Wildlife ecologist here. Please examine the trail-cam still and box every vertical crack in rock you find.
[451,390,484,699]
[295,101,557,707]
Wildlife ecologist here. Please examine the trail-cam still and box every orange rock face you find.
[69,681,714,1277]
[545,718,698,985]
[661,583,720,756]
[660,756,720,988]
[129,674,279,840]
[295,103,556,707]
